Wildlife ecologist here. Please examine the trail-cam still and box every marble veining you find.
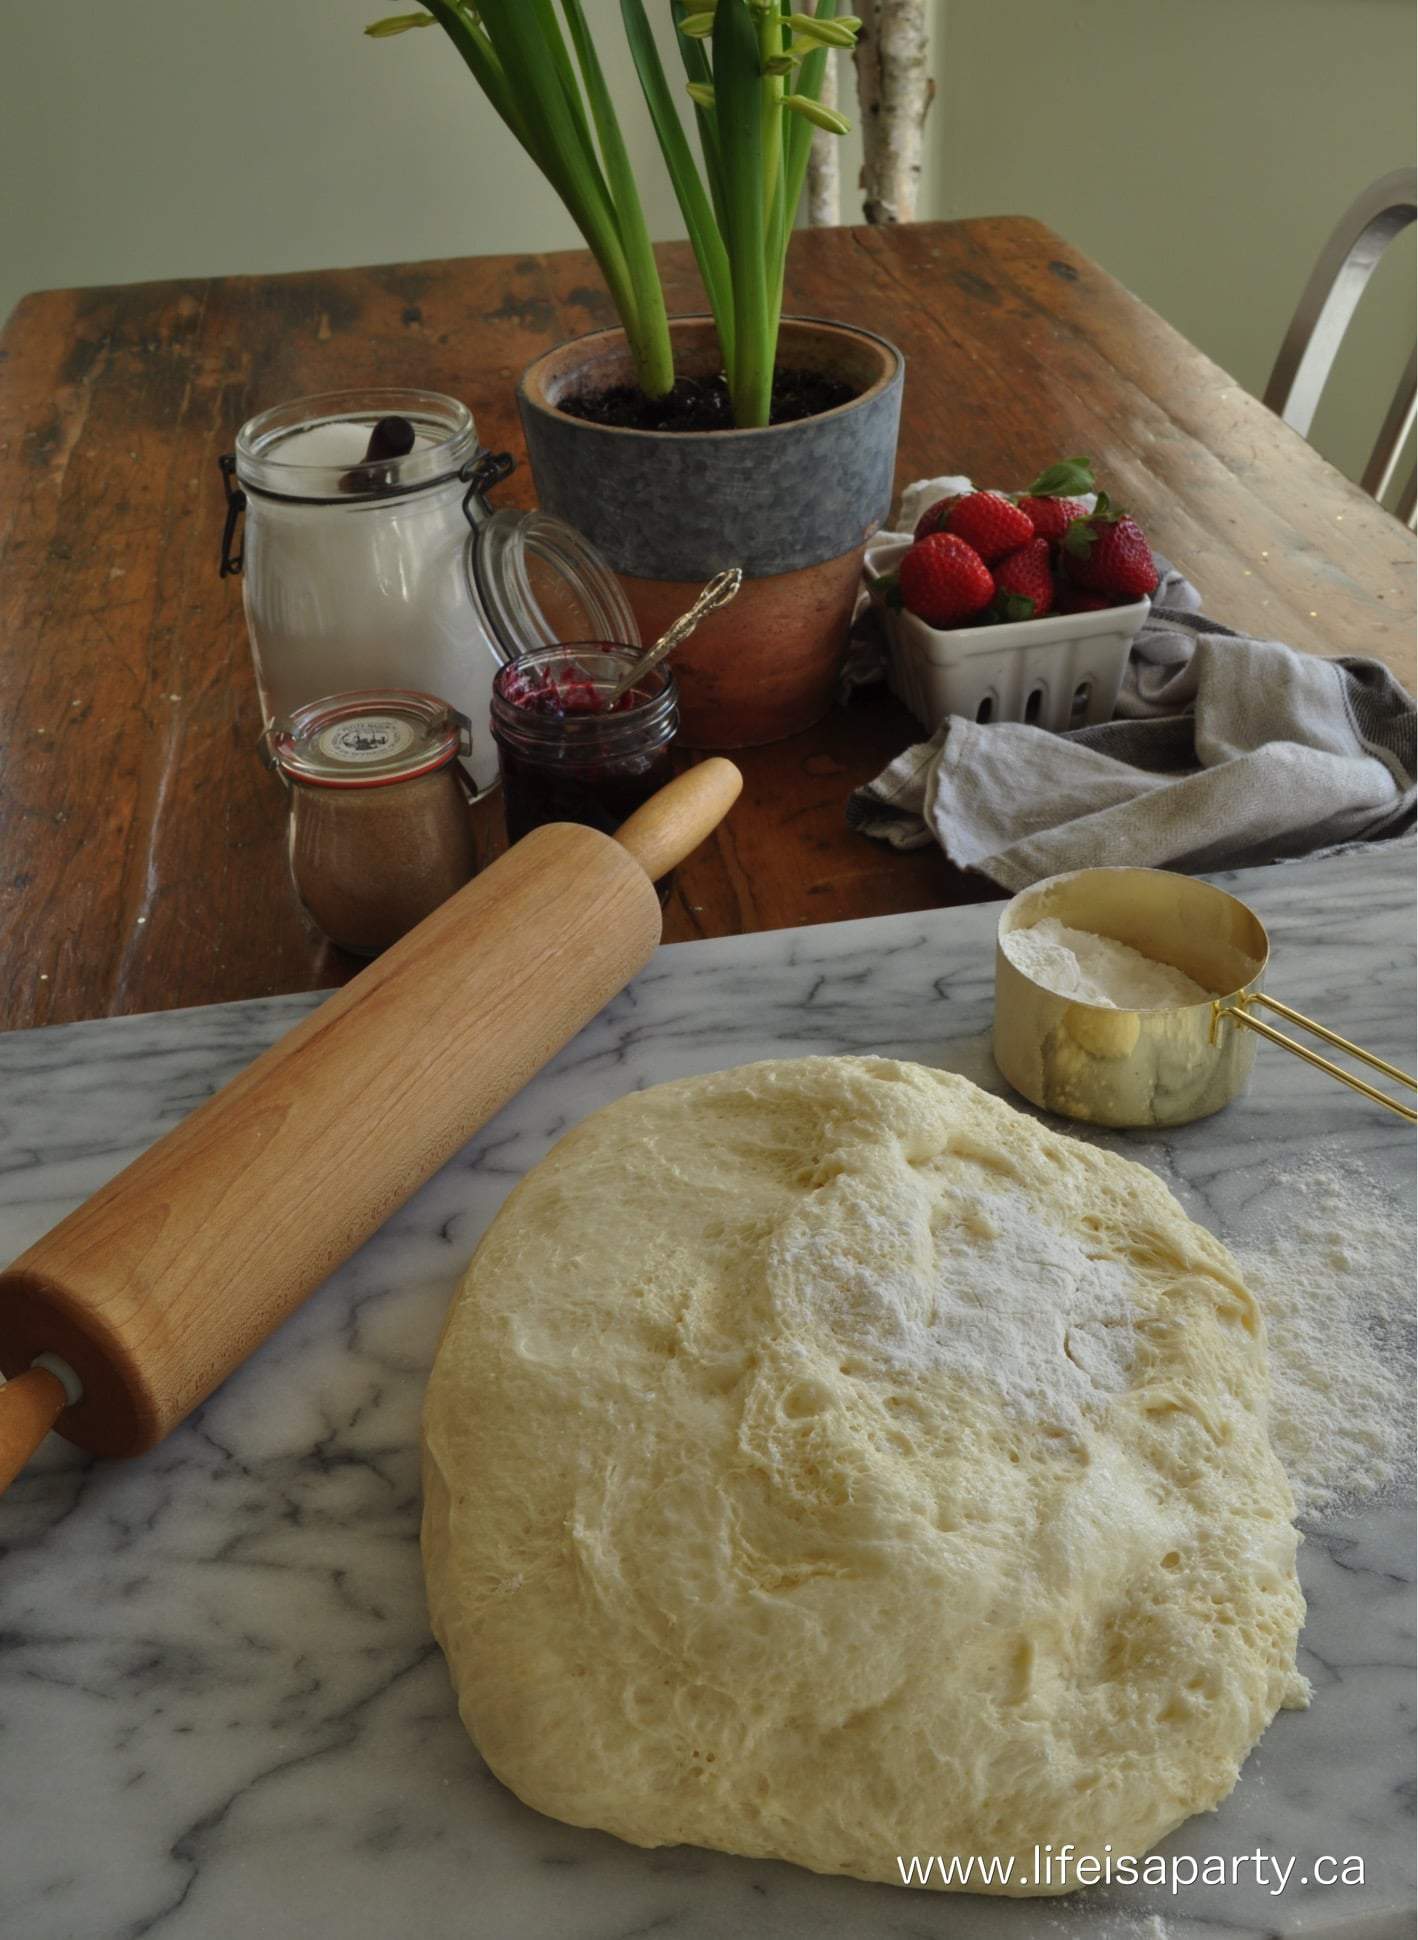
[0,846,1413,1940]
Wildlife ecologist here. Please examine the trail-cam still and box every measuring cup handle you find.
[1220,992,1417,1123]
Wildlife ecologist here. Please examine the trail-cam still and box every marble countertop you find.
[0,846,1413,1940]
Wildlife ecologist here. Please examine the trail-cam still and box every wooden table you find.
[1,218,1412,1032]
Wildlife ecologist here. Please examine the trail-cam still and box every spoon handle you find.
[606,568,743,702]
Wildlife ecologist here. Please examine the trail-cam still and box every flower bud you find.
[782,92,851,135]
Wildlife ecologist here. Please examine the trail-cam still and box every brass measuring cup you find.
[993,867,1416,1129]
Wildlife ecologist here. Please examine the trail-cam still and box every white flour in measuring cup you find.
[1002,917,1213,1009]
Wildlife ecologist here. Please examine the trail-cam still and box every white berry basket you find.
[885,596,1150,734]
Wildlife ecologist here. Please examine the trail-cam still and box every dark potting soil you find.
[557,367,858,432]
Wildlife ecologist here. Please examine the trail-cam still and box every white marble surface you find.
[0,846,1413,1940]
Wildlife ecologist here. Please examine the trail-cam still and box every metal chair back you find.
[1263,168,1416,525]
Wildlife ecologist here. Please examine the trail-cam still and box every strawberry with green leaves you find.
[992,538,1054,621]
[1061,494,1159,601]
[1014,456,1095,548]
[896,532,995,628]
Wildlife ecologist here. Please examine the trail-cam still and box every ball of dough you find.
[422,1057,1306,1892]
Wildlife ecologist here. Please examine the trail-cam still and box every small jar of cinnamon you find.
[269,691,477,956]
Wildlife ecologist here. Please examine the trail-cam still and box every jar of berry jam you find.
[491,646,678,854]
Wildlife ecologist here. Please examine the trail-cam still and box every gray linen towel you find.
[848,594,1416,893]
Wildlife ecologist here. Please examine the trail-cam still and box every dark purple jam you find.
[499,664,648,724]
[498,730,674,844]
[491,647,678,857]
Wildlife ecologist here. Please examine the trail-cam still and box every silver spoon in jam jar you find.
[604,568,743,704]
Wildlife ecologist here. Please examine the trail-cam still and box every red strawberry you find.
[912,493,962,542]
[1018,493,1090,546]
[992,538,1054,621]
[897,532,995,628]
[1061,494,1158,600]
[1014,457,1095,549]
[1054,584,1114,615]
[942,491,1034,565]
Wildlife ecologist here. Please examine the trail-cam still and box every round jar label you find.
[315,715,418,767]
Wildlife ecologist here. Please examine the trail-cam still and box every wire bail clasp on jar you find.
[218,454,246,577]
[215,443,518,577]
[461,450,516,530]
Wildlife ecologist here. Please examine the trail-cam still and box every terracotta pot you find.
[517,317,904,748]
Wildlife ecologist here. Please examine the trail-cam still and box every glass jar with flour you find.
[222,388,639,799]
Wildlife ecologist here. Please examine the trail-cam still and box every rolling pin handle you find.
[614,758,743,884]
[0,1359,78,1493]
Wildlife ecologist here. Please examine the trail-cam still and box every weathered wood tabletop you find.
[1,217,1412,1032]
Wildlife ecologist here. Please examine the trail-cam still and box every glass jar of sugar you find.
[224,389,641,802]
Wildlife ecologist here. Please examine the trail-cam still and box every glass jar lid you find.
[469,507,640,664]
[270,691,471,789]
[235,389,479,502]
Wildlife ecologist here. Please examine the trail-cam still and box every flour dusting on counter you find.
[1237,1154,1416,1518]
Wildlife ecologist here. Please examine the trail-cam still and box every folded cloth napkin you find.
[847,478,1416,891]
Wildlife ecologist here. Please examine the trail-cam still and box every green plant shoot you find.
[365,0,860,427]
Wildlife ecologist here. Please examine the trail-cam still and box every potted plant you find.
[368,2,904,747]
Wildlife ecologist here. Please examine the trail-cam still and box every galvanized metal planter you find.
[517,317,904,747]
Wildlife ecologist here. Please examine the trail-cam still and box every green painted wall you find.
[1,0,1411,499]
[923,0,1415,497]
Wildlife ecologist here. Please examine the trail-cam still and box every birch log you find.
[805,49,841,226]
[853,0,934,224]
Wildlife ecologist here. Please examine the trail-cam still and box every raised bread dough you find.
[422,1057,1307,1892]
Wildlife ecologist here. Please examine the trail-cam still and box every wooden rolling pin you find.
[0,759,742,1489]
